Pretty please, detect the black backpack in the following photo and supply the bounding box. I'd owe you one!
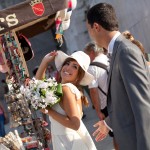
[90,62,108,96]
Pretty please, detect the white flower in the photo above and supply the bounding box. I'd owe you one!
[32,95,39,101]
[20,85,25,93]
[41,104,47,109]
[45,91,54,101]
[39,103,44,108]
[37,82,48,89]
[34,106,38,110]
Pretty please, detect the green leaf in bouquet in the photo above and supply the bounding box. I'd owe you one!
[40,89,46,97]
[55,83,63,97]
[51,86,56,91]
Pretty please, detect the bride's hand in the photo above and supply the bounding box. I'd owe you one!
[43,50,58,64]
[40,108,49,114]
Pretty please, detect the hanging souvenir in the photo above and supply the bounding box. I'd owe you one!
[55,0,77,47]
[18,34,34,61]
[0,37,9,73]
[55,17,64,47]
[0,51,8,73]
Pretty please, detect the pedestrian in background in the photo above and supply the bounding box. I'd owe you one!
[122,30,150,68]
[84,42,118,150]
[84,42,108,120]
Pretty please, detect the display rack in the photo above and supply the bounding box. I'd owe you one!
[0,31,51,150]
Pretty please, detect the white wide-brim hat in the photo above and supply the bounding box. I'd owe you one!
[55,51,94,86]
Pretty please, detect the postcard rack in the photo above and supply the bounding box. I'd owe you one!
[0,31,51,150]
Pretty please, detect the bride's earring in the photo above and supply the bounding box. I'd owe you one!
[75,78,78,83]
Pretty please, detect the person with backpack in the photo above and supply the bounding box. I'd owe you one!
[84,42,109,120]
[84,42,118,150]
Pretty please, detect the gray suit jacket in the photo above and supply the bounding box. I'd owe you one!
[106,35,150,150]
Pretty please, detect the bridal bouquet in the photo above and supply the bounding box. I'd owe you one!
[20,77,63,110]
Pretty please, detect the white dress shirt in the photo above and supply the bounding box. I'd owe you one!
[108,32,121,55]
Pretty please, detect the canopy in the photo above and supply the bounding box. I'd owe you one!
[0,0,68,37]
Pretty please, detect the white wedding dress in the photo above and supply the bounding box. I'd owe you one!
[49,83,97,150]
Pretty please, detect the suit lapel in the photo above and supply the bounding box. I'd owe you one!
[107,35,124,87]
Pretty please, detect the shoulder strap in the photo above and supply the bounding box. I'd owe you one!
[98,86,107,96]
[90,62,108,96]
[90,62,108,74]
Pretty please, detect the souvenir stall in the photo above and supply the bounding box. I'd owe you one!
[0,0,77,149]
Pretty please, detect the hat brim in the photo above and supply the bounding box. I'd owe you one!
[55,51,94,86]
[55,51,69,71]
[79,71,94,86]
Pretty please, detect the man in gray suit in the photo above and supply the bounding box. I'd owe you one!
[86,3,150,150]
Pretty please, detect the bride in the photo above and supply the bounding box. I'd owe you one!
[35,50,97,150]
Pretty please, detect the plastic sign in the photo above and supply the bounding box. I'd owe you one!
[0,13,19,32]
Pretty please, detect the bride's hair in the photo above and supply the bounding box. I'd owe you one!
[78,86,89,107]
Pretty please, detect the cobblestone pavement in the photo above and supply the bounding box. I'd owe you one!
[82,104,114,150]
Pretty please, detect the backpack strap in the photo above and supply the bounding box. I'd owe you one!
[90,61,108,96]
[90,62,108,74]
[98,86,107,96]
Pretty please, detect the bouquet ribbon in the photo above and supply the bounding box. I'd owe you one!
[55,83,63,97]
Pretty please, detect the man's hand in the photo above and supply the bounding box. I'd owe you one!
[93,120,109,142]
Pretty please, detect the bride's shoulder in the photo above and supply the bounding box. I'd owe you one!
[62,83,81,100]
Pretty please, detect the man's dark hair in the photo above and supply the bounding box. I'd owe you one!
[87,3,119,31]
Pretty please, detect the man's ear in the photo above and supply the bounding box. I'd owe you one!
[93,23,101,32]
